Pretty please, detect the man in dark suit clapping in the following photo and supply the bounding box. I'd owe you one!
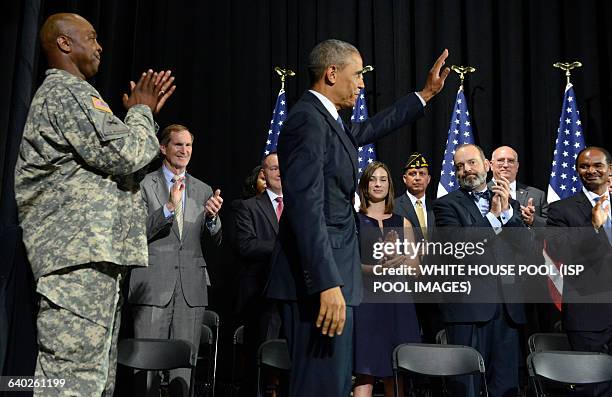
[546,146,612,397]
[266,39,450,397]
[433,143,527,397]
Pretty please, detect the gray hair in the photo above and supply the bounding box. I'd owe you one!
[308,39,359,86]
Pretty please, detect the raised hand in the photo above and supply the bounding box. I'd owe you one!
[520,197,536,226]
[166,176,185,212]
[122,69,176,114]
[205,189,223,218]
[490,176,511,217]
[592,194,610,229]
[418,49,451,102]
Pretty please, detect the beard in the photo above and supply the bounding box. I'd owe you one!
[458,171,487,191]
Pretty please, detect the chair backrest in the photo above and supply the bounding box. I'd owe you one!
[199,324,214,353]
[257,339,291,371]
[435,329,447,345]
[528,351,612,385]
[528,333,570,353]
[117,338,196,371]
[203,310,220,329]
[233,325,245,345]
[393,343,485,377]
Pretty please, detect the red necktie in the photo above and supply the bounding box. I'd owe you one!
[275,196,283,220]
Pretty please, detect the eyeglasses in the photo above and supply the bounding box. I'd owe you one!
[493,159,517,166]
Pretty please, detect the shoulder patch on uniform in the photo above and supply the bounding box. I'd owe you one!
[91,96,112,114]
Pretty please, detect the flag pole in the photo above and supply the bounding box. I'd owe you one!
[274,66,296,91]
[553,61,582,86]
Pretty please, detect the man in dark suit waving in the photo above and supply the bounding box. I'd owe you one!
[266,39,450,397]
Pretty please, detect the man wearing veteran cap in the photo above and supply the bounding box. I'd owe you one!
[394,152,435,241]
[393,153,442,345]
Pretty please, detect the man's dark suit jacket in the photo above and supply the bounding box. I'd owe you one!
[393,193,435,241]
[488,180,548,227]
[433,188,527,324]
[232,193,278,314]
[267,91,424,306]
[546,191,612,331]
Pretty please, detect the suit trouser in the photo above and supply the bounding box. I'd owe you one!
[566,327,612,397]
[35,262,124,397]
[132,279,205,397]
[445,305,520,397]
[279,300,353,397]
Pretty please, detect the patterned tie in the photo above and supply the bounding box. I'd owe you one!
[171,176,184,239]
[594,196,612,244]
[415,199,428,239]
[275,196,283,221]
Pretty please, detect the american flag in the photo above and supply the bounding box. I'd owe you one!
[544,83,586,310]
[263,88,287,157]
[352,88,376,210]
[436,86,475,198]
[352,88,376,181]
[547,83,586,203]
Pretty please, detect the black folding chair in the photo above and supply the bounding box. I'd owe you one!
[392,343,488,397]
[195,324,214,396]
[257,339,290,397]
[435,328,447,345]
[230,325,245,396]
[527,332,570,353]
[528,351,612,397]
[202,310,220,396]
[117,338,197,397]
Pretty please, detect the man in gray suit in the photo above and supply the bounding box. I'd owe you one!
[129,124,223,395]
[489,146,548,227]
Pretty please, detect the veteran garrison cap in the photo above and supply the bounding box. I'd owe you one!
[403,152,429,171]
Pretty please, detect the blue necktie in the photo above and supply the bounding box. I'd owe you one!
[594,196,612,244]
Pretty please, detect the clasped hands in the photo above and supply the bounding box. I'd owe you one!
[490,176,511,218]
[122,69,176,114]
[165,179,223,220]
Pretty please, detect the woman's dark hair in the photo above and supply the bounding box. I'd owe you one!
[358,161,395,214]
[241,165,263,199]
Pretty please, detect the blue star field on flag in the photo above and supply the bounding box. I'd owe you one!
[437,86,475,198]
[352,88,376,182]
[263,88,287,157]
[547,83,586,203]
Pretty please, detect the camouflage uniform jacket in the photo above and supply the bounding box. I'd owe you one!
[14,69,160,280]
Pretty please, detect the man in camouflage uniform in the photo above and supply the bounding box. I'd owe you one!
[14,13,175,396]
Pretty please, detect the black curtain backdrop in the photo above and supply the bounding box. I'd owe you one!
[2,0,612,391]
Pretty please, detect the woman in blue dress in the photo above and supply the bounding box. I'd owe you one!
[353,161,421,397]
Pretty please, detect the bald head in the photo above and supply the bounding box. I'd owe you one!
[40,13,102,80]
[491,145,519,182]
